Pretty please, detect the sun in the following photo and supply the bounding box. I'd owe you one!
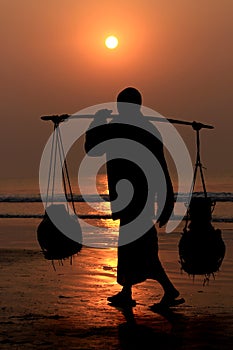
[105,35,118,49]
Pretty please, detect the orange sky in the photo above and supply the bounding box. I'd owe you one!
[0,0,232,188]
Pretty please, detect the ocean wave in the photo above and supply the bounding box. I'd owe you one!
[0,213,232,223]
[0,194,108,203]
[0,192,233,203]
[0,214,111,219]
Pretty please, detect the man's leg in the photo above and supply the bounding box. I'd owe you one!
[154,259,179,296]
[152,258,185,307]
[107,284,136,307]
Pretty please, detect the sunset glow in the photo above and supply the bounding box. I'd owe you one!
[0,1,232,181]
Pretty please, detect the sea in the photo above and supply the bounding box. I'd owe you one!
[0,176,232,248]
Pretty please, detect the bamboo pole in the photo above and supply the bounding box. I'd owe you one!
[41,114,214,130]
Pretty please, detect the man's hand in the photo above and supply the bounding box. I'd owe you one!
[94,109,112,120]
[157,212,171,228]
[156,195,174,228]
[88,109,112,129]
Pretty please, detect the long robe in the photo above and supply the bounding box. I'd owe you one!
[85,113,174,286]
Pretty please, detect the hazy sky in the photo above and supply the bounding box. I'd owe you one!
[0,0,232,189]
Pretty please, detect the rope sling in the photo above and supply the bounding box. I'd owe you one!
[178,123,225,284]
[37,117,82,268]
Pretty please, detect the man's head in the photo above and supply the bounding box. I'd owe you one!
[117,87,142,115]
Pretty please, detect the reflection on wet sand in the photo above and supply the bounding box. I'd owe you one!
[0,223,233,349]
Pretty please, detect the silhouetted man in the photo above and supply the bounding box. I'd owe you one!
[85,87,184,308]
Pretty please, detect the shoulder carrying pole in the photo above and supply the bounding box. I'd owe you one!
[40,113,214,130]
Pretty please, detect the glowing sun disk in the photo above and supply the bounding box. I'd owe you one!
[105,35,118,49]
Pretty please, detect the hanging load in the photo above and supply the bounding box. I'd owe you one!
[179,197,225,278]
[37,204,82,262]
[37,115,82,265]
[178,123,225,282]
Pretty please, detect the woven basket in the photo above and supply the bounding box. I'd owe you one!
[178,197,225,277]
[37,204,82,262]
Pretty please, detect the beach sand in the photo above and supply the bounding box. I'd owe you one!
[0,219,233,349]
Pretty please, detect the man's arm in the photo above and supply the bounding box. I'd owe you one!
[156,146,174,228]
[84,109,111,156]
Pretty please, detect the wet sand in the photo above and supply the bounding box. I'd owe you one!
[0,219,233,349]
